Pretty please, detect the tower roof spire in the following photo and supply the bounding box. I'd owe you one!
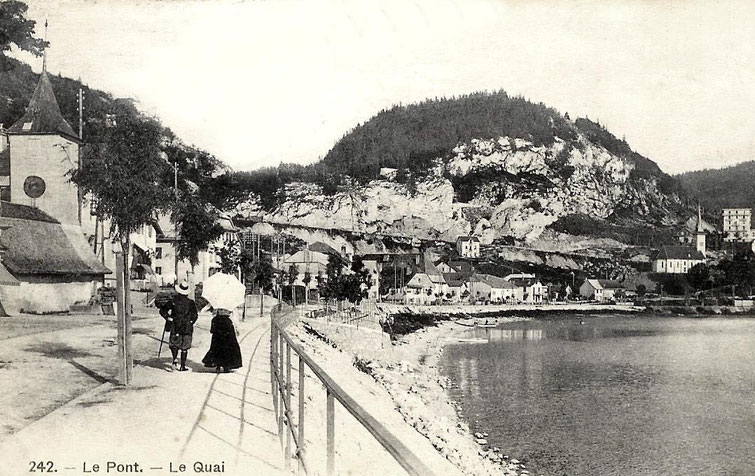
[42,18,48,72]
[697,203,704,233]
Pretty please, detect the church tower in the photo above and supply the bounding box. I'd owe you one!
[696,205,706,256]
[5,55,81,225]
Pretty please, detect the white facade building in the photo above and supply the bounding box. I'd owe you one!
[722,208,752,242]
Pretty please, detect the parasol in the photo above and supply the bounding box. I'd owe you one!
[201,272,246,311]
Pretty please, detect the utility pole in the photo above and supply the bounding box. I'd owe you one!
[77,86,84,226]
[173,162,179,282]
[115,252,132,385]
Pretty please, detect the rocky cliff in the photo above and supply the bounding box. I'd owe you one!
[234,131,684,245]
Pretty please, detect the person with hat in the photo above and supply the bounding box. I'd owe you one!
[160,281,198,372]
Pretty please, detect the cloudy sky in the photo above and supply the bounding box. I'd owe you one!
[14,0,755,174]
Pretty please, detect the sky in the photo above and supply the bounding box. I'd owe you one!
[13,0,755,174]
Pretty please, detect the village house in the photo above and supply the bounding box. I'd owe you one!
[469,273,517,303]
[579,279,625,302]
[435,259,474,274]
[405,273,438,305]
[152,212,238,286]
[442,272,470,302]
[403,253,446,304]
[456,236,480,259]
[505,274,548,303]
[279,241,344,300]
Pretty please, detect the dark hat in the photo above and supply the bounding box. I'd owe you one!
[175,281,190,296]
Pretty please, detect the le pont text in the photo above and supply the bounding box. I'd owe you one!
[82,461,225,473]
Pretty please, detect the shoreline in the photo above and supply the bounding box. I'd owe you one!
[378,302,645,319]
[303,317,528,475]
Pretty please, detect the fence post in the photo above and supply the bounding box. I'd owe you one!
[271,323,278,422]
[326,389,335,476]
[298,356,305,475]
[279,332,285,443]
[285,342,292,469]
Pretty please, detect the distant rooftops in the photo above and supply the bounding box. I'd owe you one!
[456,236,480,243]
[585,279,625,290]
[652,245,705,261]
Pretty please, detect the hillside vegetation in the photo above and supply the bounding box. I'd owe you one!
[211,91,681,212]
[0,57,225,206]
[676,161,755,212]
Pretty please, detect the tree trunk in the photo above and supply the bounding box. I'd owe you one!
[121,235,133,384]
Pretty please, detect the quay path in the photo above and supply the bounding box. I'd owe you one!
[0,313,286,476]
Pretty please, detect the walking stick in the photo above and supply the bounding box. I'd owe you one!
[158,326,167,358]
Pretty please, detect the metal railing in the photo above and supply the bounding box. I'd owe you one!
[270,304,435,476]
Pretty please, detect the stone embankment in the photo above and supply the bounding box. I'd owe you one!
[296,318,530,475]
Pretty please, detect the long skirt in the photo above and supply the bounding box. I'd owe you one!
[202,317,242,370]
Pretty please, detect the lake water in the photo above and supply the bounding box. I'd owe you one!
[439,316,755,476]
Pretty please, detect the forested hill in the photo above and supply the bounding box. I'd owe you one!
[676,161,755,212]
[0,57,226,202]
[213,90,681,212]
[323,91,666,182]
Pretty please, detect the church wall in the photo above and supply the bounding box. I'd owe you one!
[0,275,97,314]
[8,135,80,225]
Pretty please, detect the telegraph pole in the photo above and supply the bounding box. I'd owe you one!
[173,162,179,281]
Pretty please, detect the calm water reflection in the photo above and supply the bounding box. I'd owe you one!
[440,316,755,476]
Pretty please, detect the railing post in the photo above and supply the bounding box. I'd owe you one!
[326,389,335,476]
[298,356,305,476]
[279,332,285,443]
[285,342,292,469]
[270,322,278,421]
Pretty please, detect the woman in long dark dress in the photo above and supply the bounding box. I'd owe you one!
[202,308,243,372]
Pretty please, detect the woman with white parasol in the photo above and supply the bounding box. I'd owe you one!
[199,273,245,373]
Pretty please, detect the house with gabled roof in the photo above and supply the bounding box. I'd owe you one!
[442,272,471,302]
[469,273,517,303]
[579,279,625,302]
[505,274,547,303]
[456,236,480,258]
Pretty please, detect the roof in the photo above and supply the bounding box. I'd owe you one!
[0,262,19,286]
[7,71,80,142]
[443,272,470,287]
[0,203,110,276]
[504,273,536,281]
[448,260,473,273]
[309,241,341,256]
[472,273,517,289]
[283,249,330,267]
[652,245,705,261]
[584,279,624,290]
[456,236,480,243]
[419,253,442,277]
[406,273,435,289]
[597,279,624,289]
[1,200,58,223]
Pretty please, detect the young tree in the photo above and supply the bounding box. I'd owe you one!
[172,198,224,268]
[217,240,241,275]
[0,1,48,67]
[70,110,172,327]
